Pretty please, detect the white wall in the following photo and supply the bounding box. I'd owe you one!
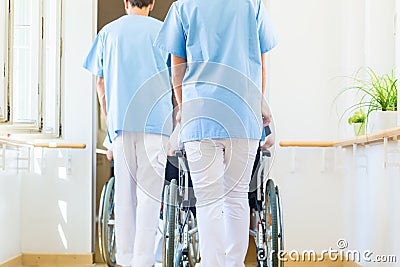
[1,0,95,260]
[268,1,353,251]
[343,144,400,267]
[268,0,349,141]
[0,3,16,263]
[270,148,347,251]
[269,0,397,141]
[0,151,21,263]
[364,0,396,72]
[0,0,95,259]
[268,0,398,263]
[19,0,95,255]
[273,144,400,266]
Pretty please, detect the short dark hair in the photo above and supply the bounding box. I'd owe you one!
[128,0,153,8]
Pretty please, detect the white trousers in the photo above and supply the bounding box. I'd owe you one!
[184,139,258,267]
[113,133,167,267]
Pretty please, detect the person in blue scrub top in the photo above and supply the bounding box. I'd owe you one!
[83,1,173,266]
[154,0,277,266]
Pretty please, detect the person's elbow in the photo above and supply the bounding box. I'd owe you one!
[261,53,267,71]
[172,67,186,87]
[172,70,185,87]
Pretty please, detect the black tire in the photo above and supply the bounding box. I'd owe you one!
[162,184,170,267]
[276,186,284,267]
[266,179,279,267]
[99,177,116,267]
[165,179,178,267]
[98,182,106,260]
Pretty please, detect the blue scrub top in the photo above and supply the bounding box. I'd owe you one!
[83,15,173,140]
[154,0,277,142]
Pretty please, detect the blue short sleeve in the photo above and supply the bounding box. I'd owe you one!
[257,0,278,54]
[154,3,186,59]
[83,32,104,77]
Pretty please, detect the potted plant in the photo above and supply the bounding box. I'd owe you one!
[337,67,398,134]
[348,109,366,136]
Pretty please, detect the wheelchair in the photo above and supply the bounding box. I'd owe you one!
[162,146,284,267]
[162,151,200,267]
[98,142,284,267]
[98,176,116,266]
[97,152,200,267]
[249,148,284,267]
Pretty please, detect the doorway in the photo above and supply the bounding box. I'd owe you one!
[97,0,174,30]
[94,0,174,264]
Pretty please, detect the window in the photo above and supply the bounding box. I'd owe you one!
[0,0,62,136]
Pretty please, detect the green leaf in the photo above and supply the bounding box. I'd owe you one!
[335,67,398,126]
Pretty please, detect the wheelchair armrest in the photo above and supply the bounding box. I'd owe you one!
[260,148,271,157]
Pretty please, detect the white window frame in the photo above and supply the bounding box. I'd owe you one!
[0,1,8,122]
[0,0,62,137]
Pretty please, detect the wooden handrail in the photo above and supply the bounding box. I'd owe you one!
[334,127,400,147]
[33,143,86,149]
[0,136,86,149]
[0,136,30,147]
[279,141,336,147]
[279,127,400,148]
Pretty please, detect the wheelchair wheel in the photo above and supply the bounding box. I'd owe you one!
[276,186,284,262]
[162,184,169,267]
[187,211,200,267]
[163,179,178,267]
[265,179,283,267]
[98,177,116,267]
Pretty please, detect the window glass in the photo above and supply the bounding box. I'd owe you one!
[12,0,39,124]
[42,0,61,134]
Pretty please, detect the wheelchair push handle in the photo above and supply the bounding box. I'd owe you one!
[175,150,184,158]
[260,148,271,158]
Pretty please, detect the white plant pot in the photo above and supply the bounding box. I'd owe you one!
[367,110,398,134]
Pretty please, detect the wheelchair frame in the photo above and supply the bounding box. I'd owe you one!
[249,148,284,267]
[163,150,200,267]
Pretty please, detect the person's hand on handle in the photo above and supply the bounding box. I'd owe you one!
[106,150,114,161]
[261,134,274,149]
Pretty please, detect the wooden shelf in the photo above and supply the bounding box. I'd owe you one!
[279,127,400,148]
